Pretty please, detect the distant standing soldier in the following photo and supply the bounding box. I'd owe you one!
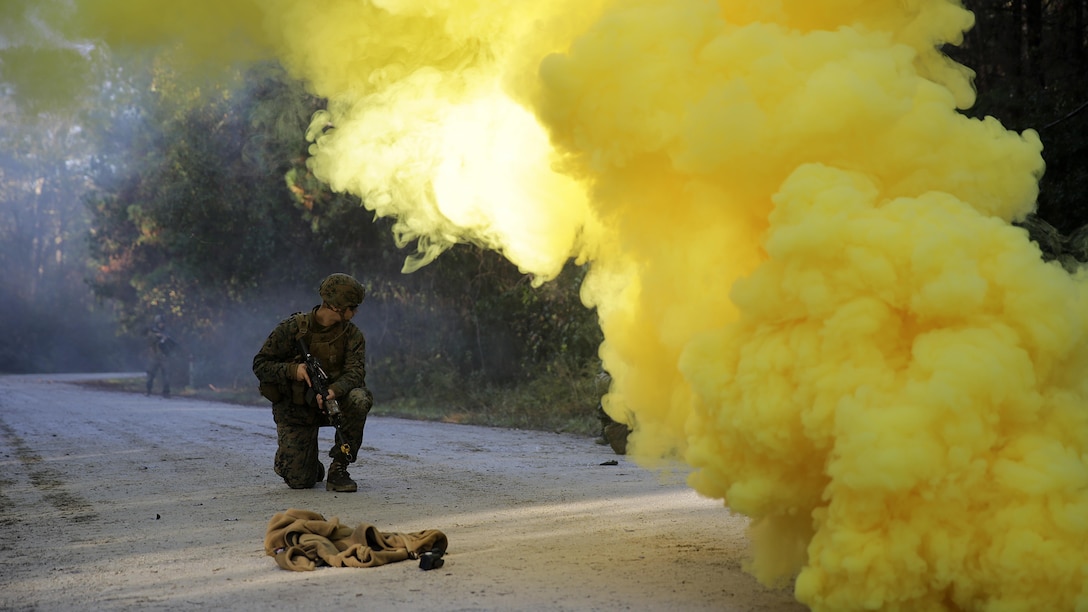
[145,315,175,397]
[252,273,374,492]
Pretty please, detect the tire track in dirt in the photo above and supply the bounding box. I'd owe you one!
[0,414,97,524]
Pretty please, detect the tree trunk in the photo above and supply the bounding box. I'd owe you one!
[1024,0,1044,88]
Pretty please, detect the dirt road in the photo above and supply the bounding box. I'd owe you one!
[0,373,804,611]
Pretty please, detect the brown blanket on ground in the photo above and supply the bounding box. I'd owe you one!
[264,508,448,571]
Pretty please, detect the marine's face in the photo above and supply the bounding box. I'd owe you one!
[334,303,358,323]
[345,304,358,320]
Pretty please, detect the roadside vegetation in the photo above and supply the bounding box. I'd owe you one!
[78,358,603,436]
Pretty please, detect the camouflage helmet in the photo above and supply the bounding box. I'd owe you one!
[319,273,365,310]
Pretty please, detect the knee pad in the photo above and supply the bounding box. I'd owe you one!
[345,387,374,412]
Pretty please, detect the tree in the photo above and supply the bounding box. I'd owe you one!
[81,57,602,396]
[85,60,344,385]
[952,1,1088,233]
[0,63,138,372]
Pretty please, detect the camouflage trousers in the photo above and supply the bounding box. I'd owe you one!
[146,356,170,396]
[272,387,373,489]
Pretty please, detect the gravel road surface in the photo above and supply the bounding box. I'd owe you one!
[0,373,804,611]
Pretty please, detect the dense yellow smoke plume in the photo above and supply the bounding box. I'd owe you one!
[262,0,610,277]
[38,0,1088,609]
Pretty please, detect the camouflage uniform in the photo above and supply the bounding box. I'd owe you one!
[252,274,374,490]
[145,316,172,397]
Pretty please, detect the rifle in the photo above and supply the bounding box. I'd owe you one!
[157,333,178,356]
[298,339,354,462]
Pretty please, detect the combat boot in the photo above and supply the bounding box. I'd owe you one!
[326,460,357,492]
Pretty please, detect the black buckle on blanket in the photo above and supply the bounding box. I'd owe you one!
[419,548,445,570]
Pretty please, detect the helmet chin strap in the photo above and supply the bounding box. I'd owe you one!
[331,307,347,321]
[315,302,346,326]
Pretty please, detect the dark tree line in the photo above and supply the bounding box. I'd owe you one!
[0,46,140,373]
[954,0,1088,234]
[79,60,601,399]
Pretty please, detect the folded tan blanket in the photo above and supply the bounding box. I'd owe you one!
[264,508,448,571]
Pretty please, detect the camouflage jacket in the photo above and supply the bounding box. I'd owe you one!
[252,306,369,400]
[147,327,174,357]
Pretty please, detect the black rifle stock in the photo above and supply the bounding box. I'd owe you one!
[298,339,354,462]
[160,335,177,355]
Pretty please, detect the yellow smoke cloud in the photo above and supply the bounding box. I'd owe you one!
[265,0,609,277]
[531,5,1086,610]
[36,0,1088,609]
